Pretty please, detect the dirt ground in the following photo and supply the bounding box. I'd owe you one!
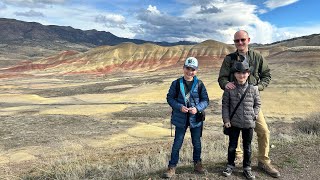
[140,122,320,180]
[0,57,320,179]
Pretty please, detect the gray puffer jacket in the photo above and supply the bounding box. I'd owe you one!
[222,82,261,129]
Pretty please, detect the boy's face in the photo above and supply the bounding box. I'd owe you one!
[234,71,250,83]
[183,67,197,80]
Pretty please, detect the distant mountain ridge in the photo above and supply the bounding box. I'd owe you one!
[0,18,196,47]
[1,17,319,49]
[269,33,320,47]
[0,18,196,68]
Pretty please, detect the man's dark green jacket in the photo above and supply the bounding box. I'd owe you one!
[218,49,271,91]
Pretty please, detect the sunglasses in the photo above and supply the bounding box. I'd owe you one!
[233,38,247,43]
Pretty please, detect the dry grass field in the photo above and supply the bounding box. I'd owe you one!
[0,51,320,179]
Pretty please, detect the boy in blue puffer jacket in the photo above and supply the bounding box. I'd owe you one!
[163,57,209,178]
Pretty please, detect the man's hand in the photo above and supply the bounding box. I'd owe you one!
[224,122,231,128]
[188,107,197,115]
[181,106,189,113]
[225,82,236,90]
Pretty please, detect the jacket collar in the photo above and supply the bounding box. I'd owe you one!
[234,49,254,66]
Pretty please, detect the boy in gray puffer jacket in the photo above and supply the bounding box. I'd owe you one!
[222,62,261,180]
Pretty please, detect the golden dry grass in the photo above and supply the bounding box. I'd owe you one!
[0,94,56,104]
[0,55,319,179]
[262,88,320,119]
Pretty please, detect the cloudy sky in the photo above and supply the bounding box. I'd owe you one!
[0,0,319,44]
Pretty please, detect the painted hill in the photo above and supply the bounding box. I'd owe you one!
[3,41,235,75]
[252,34,320,58]
[4,32,320,76]
[267,46,320,60]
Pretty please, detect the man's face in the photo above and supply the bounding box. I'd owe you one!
[234,31,250,52]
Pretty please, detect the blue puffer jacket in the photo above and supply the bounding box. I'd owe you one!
[167,76,209,128]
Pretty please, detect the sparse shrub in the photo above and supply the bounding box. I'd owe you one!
[294,113,320,135]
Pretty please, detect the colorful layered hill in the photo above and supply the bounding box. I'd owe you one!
[3,40,235,76]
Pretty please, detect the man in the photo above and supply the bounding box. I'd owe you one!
[218,30,280,178]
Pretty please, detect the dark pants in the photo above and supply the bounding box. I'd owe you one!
[228,126,253,168]
[168,125,202,167]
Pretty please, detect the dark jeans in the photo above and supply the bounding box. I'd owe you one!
[168,125,202,167]
[228,126,253,168]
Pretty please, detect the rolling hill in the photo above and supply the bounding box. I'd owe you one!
[3,40,235,75]
[270,33,320,47]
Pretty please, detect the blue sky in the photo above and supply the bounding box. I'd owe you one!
[0,0,319,44]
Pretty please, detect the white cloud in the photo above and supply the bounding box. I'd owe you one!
[244,20,274,44]
[271,25,320,42]
[0,0,317,44]
[15,10,45,17]
[264,0,299,9]
[0,2,135,39]
[134,1,319,44]
[197,5,221,14]
[1,0,66,7]
[135,5,194,42]
[258,9,267,14]
[147,5,160,14]
[134,1,278,44]
[95,14,126,29]
[0,2,6,9]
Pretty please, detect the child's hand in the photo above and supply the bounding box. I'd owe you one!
[181,106,189,113]
[224,122,231,128]
[188,107,197,114]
